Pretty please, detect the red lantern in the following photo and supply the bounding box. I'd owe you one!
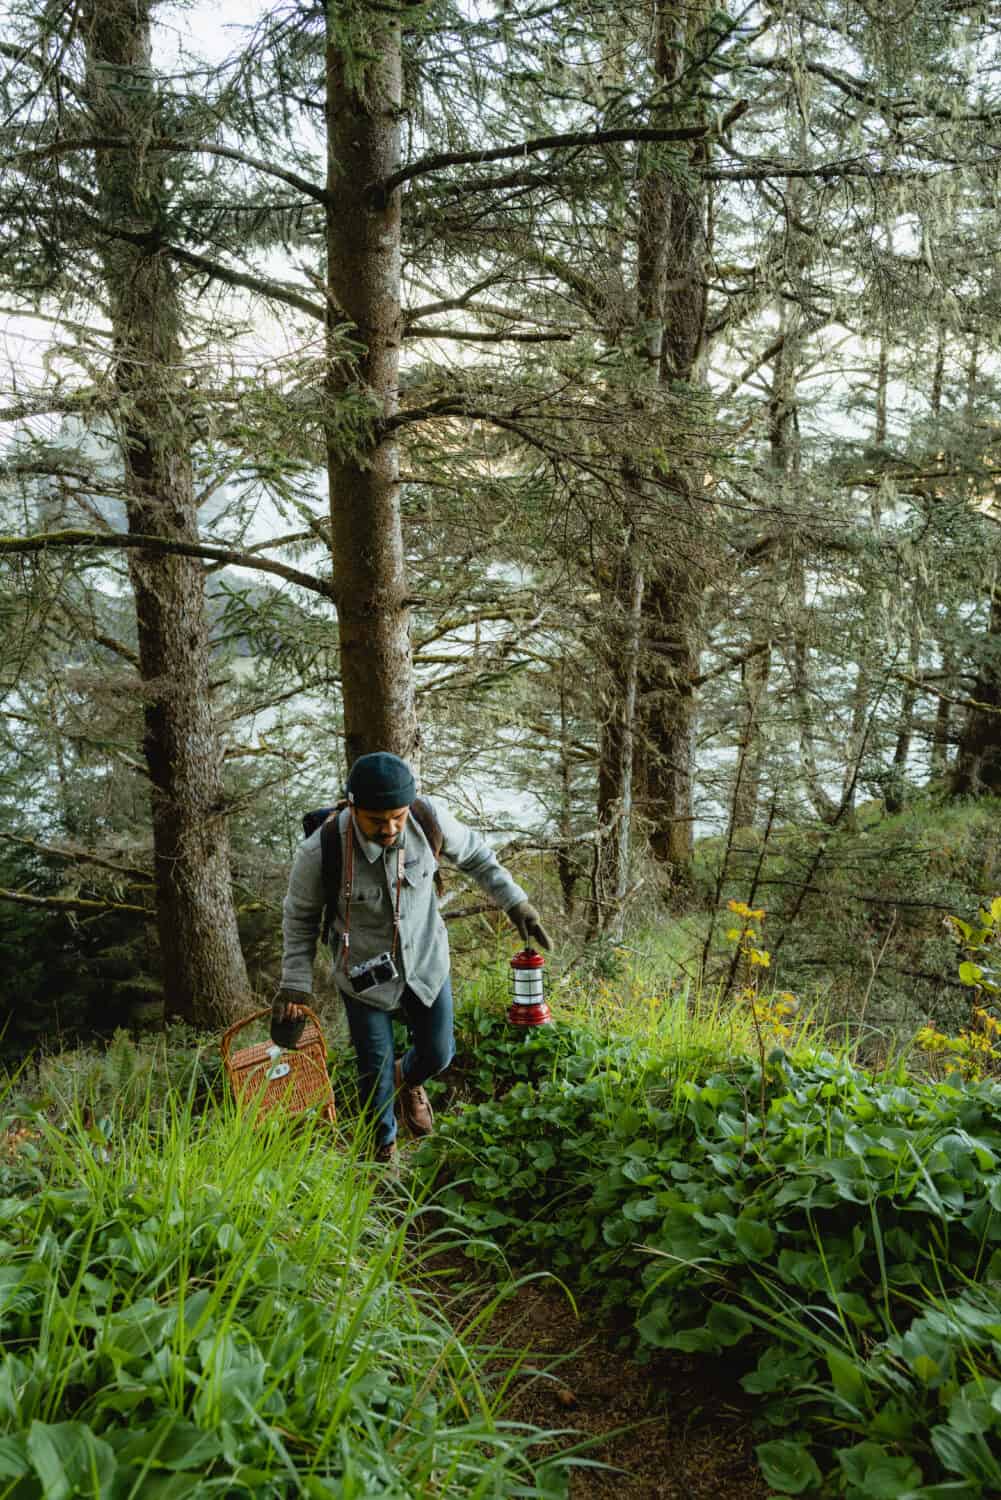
[508,947,552,1027]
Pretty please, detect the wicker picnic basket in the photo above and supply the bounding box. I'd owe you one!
[220,1006,336,1124]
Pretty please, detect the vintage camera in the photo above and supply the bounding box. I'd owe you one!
[348,951,399,993]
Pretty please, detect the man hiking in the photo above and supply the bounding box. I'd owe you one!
[274,752,551,1163]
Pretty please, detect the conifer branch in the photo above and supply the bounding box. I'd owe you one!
[705,159,939,184]
[93,634,140,667]
[150,244,327,323]
[72,216,329,322]
[8,136,329,204]
[378,106,749,197]
[0,530,333,597]
[0,832,149,883]
[405,326,574,343]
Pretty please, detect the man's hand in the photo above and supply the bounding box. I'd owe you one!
[270,989,308,1049]
[507,900,552,951]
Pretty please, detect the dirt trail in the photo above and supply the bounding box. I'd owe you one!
[427,1255,770,1500]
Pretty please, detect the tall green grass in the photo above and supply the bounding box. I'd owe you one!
[0,1056,572,1499]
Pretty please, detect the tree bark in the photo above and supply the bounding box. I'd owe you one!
[952,576,1001,798]
[887,599,922,811]
[590,555,645,936]
[325,6,418,767]
[732,643,771,829]
[556,666,580,916]
[82,0,249,1026]
[612,565,645,937]
[929,642,954,779]
[632,0,710,892]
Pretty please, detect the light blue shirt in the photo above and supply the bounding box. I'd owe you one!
[281,796,528,1010]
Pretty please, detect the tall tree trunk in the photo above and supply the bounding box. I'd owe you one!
[952,576,1001,797]
[556,666,579,917]
[732,644,771,829]
[767,298,839,824]
[788,564,840,824]
[632,0,709,895]
[951,338,1000,798]
[930,647,953,778]
[842,327,890,810]
[887,599,922,811]
[82,0,249,1026]
[325,5,417,766]
[612,565,645,937]
[590,555,644,936]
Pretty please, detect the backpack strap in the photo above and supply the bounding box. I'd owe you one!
[410,796,444,894]
[319,801,348,945]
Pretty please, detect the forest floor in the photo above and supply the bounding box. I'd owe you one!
[425,1250,769,1500]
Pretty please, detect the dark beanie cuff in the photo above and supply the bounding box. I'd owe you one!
[346,752,417,811]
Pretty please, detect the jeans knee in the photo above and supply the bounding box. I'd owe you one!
[436,1038,456,1074]
[417,1034,453,1077]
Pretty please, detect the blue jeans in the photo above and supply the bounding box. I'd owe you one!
[341,977,455,1148]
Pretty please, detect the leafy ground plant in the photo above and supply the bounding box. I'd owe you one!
[0,1062,571,1499]
[419,999,1001,1495]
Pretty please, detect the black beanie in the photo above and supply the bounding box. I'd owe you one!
[345,752,417,811]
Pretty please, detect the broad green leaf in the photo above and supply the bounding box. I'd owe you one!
[931,1422,1001,1484]
[128,1475,203,1499]
[26,1422,115,1500]
[116,1417,223,1473]
[756,1439,823,1494]
[777,1249,825,1290]
[0,1436,29,1479]
[959,961,983,987]
[635,1299,675,1347]
[705,1301,753,1345]
[833,1291,878,1327]
[742,1351,816,1396]
[838,1440,923,1497]
[827,1349,865,1402]
[622,1196,660,1222]
[734,1216,774,1258]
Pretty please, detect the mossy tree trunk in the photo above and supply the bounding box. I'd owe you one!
[82,0,250,1026]
[324,4,418,768]
[632,0,710,897]
[952,577,1001,798]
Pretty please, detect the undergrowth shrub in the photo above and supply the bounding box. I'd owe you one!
[27,1026,225,1123]
[0,1076,570,1499]
[701,798,1001,1060]
[420,1011,1001,1496]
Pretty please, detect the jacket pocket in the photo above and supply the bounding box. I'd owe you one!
[348,887,383,909]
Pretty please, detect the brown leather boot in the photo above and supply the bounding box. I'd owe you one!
[394,1059,433,1136]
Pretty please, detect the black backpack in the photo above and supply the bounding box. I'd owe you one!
[302,799,445,944]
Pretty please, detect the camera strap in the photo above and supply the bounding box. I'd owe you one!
[340,818,405,972]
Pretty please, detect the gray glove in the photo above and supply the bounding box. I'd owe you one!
[270,989,308,1049]
[507,900,552,952]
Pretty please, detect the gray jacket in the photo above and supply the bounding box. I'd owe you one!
[281,796,528,1010]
